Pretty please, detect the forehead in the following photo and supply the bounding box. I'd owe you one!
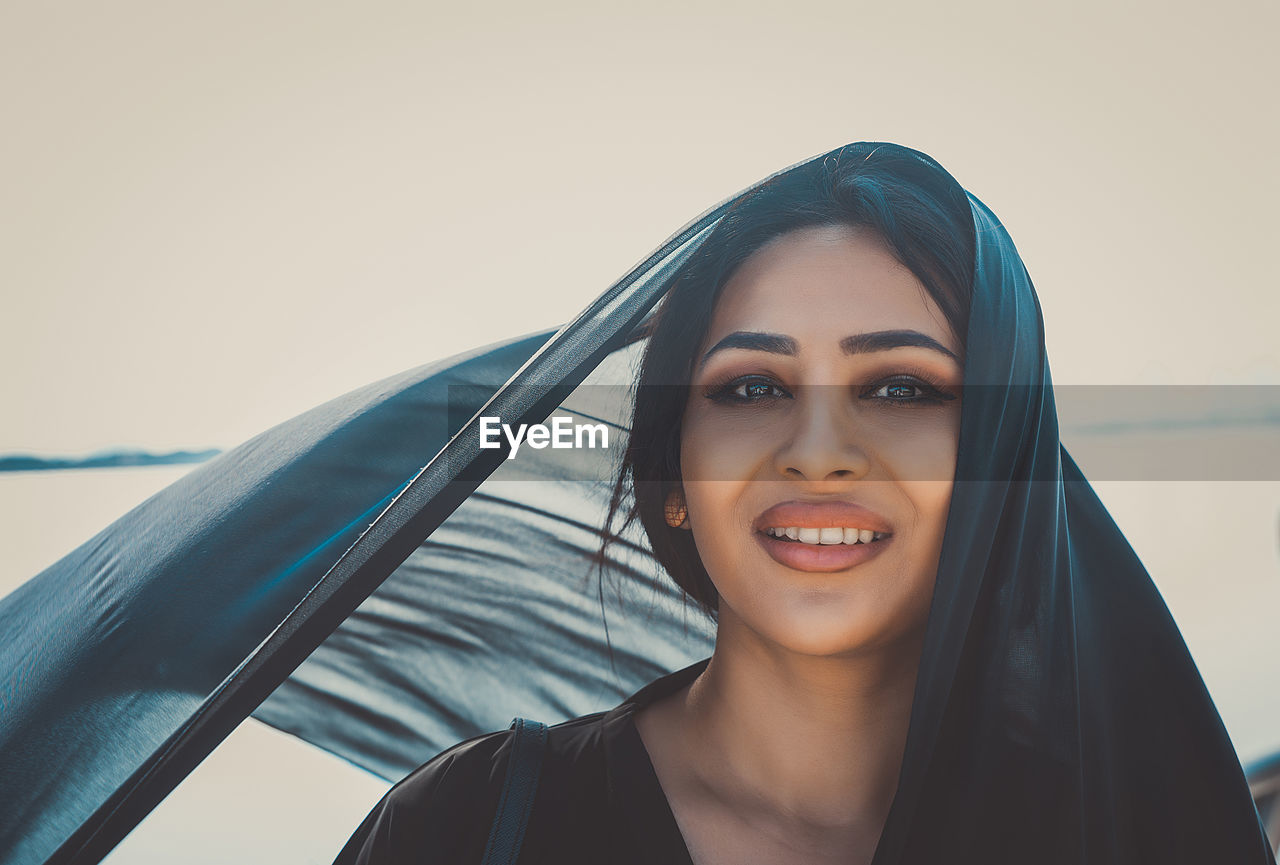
[704,224,957,353]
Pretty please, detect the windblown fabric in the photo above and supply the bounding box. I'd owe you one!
[0,330,551,863]
[0,186,725,864]
[253,339,716,783]
[0,142,1273,864]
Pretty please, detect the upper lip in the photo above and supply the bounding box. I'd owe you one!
[754,500,893,534]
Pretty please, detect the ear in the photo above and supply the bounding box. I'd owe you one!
[664,488,691,530]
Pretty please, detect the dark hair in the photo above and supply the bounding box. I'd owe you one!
[592,142,977,625]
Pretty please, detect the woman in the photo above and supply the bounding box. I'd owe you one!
[332,143,1276,864]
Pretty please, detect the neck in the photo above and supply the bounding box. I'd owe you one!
[682,610,924,833]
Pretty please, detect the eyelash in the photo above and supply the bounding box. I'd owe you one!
[703,366,958,408]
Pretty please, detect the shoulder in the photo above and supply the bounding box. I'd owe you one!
[332,711,615,865]
[330,726,513,865]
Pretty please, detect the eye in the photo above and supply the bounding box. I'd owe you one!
[861,375,957,407]
[704,375,792,405]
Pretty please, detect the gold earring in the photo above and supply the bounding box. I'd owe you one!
[664,491,687,528]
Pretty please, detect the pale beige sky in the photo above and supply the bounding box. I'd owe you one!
[2,0,1276,456]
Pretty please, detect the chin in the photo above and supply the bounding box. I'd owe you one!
[751,599,909,658]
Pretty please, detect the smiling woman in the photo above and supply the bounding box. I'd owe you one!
[331,143,1277,865]
[634,227,968,864]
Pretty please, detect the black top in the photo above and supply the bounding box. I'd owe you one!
[332,657,711,865]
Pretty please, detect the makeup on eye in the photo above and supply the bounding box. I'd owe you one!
[702,367,960,407]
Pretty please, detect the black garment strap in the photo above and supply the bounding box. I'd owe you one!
[479,717,548,865]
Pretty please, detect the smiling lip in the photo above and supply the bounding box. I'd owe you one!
[753,500,894,574]
[754,500,893,534]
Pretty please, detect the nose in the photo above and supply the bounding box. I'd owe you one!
[773,386,872,482]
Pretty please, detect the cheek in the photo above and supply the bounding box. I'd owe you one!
[873,411,961,484]
[681,482,741,555]
[678,419,764,595]
[678,401,777,483]
[896,478,955,600]
[891,422,958,581]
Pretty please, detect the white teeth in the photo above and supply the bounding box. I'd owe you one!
[766,527,889,546]
[818,527,843,544]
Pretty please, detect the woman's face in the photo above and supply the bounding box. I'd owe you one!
[679,224,964,658]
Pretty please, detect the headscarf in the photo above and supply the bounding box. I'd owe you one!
[0,143,1272,864]
[874,172,1274,863]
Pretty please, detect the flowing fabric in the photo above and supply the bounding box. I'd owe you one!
[0,143,1273,864]
[0,180,728,864]
[0,330,554,863]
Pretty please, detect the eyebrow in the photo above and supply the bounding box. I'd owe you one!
[698,329,960,369]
